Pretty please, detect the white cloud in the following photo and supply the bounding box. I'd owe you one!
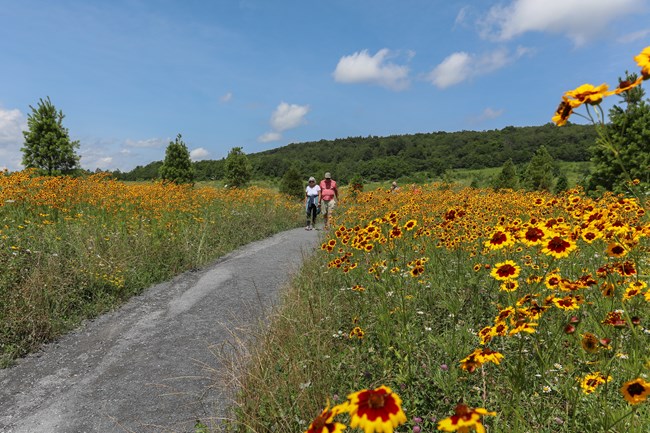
[220,92,233,102]
[0,107,26,171]
[270,102,310,132]
[480,0,643,45]
[333,48,410,90]
[124,137,167,148]
[427,47,528,89]
[258,131,282,143]
[190,147,209,160]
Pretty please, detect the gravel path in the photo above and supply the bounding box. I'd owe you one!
[0,227,321,433]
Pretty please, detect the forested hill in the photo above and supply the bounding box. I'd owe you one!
[118,123,596,183]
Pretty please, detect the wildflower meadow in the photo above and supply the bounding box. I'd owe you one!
[229,46,650,433]
[0,170,302,366]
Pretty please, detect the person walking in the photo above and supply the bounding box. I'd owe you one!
[305,176,321,230]
[319,172,338,230]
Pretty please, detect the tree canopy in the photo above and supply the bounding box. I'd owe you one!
[21,97,80,175]
[159,134,195,184]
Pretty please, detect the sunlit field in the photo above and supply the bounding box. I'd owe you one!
[231,183,648,433]
[0,170,302,366]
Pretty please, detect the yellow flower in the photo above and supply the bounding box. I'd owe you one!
[346,386,407,433]
[634,45,650,79]
[621,378,650,404]
[304,403,348,433]
[438,404,496,433]
[579,372,612,394]
[564,83,610,106]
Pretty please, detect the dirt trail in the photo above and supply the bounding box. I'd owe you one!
[0,227,321,433]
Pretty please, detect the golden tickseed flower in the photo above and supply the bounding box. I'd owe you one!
[437,403,496,433]
[552,295,582,311]
[349,326,365,339]
[542,235,577,259]
[606,242,627,258]
[499,279,519,292]
[581,333,600,354]
[404,219,417,231]
[346,385,407,433]
[484,227,515,250]
[564,83,610,106]
[552,98,575,126]
[634,45,650,79]
[621,378,650,404]
[304,403,348,433]
[579,372,612,395]
[460,348,504,372]
[490,260,521,281]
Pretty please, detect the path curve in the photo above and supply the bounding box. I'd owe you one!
[0,227,321,433]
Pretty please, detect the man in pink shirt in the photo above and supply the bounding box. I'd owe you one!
[319,172,339,230]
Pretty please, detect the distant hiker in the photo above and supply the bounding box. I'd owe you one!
[305,176,321,230]
[319,172,338,230]
[390,181,400,193]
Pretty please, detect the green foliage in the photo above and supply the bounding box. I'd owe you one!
[554,172,569,193]
[279,166,305,199]
[492,158,519,190]
[522,145,555,191]
[349,173,364,198]
[21,96,80,175]
[588,73,650,193]
[117,124,597,183]
[159,134,195,184]
[225,147,252,188]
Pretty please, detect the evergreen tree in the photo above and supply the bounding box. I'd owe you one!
[492,158,519,190]
[159,134,195,184]
[523,145,555,191]
[21,97,80,175]
[225,147,252,188]
[279,166,305,199]
[589,72,650,193]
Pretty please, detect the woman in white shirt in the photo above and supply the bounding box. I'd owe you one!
[305,176,321,230]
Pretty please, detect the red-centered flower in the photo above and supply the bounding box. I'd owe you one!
[564,83,610,106]
[621,378,650,404]
[606,242,627,258]
[521,225,546,246]
[484,227,514,250]
[346,385,407,433]
[553,295,582,311]
[602,311,627,328]
[542,235,576,259]
[438,403,496,433]
[490,260,521,281]
[305,403,348,433]
[552,98,575,126]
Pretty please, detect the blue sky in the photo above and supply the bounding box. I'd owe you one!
[1,0,649,172]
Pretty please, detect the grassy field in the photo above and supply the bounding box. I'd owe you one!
[226,182,649,433]
[0,170,303,367]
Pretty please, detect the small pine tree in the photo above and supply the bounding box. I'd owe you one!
[21,96,80,175]
[523,145,555,191]
[589,72,650,192]
[159,134,195,184]
[225,147,252,188]
[279,166,305,199]
[492,158,519,190]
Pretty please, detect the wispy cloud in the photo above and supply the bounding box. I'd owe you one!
[124,138,167,148]
[333,48,410,90]
[427,47,528,89]
[258,102,310,142]
[468,107,505,125]
[220,92,233,103]
[479,0,644,46]
[618,28,650,43]
[190,147,209,160]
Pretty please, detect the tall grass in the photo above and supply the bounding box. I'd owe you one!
[227,183,648,433]
[0,170,302,366]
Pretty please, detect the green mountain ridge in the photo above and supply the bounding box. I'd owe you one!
[115,123,596,183]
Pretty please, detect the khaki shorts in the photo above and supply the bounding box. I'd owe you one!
[321,199,336,216]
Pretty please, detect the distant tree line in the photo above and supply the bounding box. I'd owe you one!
[113,123,597,184]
